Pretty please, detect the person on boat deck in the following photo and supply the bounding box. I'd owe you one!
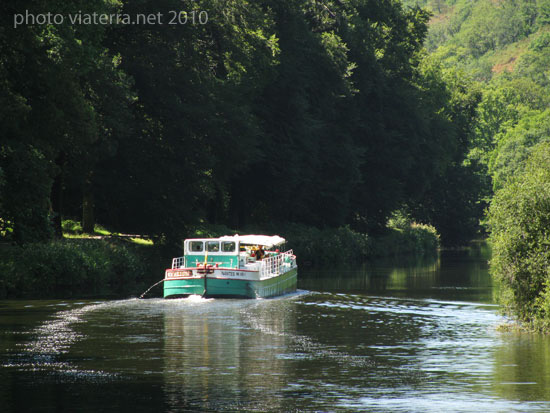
[256,245,265,260]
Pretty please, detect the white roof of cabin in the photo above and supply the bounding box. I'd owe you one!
[219,234,286,247]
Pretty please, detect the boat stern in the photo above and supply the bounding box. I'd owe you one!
[163,269,205,298]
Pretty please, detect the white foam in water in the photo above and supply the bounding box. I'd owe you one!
[24,302,105,355]
[12,300,133,378]
[185,294,210,302]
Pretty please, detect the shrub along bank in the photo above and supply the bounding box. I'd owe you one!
[279,223,438,266]
[198,219,439,267]
[0,239,166,299]
[487,142,550,331]
[0,221,439,299]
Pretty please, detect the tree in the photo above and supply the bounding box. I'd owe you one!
[0,0,132,242]
[95,0,280,240]
[489,109,550,191]
[407,60,484,245]
[487,141,550,330]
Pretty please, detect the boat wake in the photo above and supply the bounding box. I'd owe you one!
[4,300,139,380]
[239,291,373,368]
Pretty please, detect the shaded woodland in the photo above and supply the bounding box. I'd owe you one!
[1,0,488,247]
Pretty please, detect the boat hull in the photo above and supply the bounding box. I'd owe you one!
[163,267,297,299]
[163,278,206,298]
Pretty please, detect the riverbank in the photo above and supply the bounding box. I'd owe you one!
[0,221,439,299]
[0,238,167,299]
[276,223,439,266]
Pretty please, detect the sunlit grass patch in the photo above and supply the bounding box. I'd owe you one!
[94,224,113,236]
[63,233,93,239]
[129,237,153,246]
[62,220,119,237]
[61,220,152,245]
[62,219,83,234]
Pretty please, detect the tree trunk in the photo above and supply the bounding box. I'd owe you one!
[82,171,95,234]
[50,153,65,238]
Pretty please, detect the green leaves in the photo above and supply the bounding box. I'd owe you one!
[0,0,482,247]
[488,142,550,329]
[489,109,550,191]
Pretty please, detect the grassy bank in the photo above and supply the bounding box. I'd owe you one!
[0,238,167,299]
[0,219,439,300]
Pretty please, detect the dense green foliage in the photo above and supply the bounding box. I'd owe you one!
[417,0,549,74]
[280,221,438,266]
[189,218,439,267]
[377,211,440,256]
[398,0,550,328]
[9,0,550,310]
[0,0,478,248]
[487,143,550,330]
[0,239,151,298]
[0,220,437,298]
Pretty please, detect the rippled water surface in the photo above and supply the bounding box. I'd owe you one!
[3,244,550,412]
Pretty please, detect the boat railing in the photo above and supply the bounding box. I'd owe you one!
[172,257,185,269]
[172,256,237,269]
[260,249,295,279]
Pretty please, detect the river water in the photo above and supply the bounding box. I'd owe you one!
[2,244,550,412]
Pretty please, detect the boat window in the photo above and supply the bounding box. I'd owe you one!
[222,241,236,252]
[190,241,204,252]
[207,241,220,252]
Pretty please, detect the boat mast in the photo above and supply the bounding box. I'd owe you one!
[202,247,208,297]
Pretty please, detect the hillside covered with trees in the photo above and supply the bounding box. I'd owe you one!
[410,0,550,330]
[408,0,550,195]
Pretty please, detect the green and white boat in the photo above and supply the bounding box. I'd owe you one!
[163,234,297,298]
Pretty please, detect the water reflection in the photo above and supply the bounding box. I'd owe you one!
[300,246,493,303]
[162,296,298,411]
[493,334,550,401]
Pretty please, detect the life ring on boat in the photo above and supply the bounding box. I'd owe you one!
[196,263,215,274]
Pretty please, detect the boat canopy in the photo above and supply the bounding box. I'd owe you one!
[219,234,286,248]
